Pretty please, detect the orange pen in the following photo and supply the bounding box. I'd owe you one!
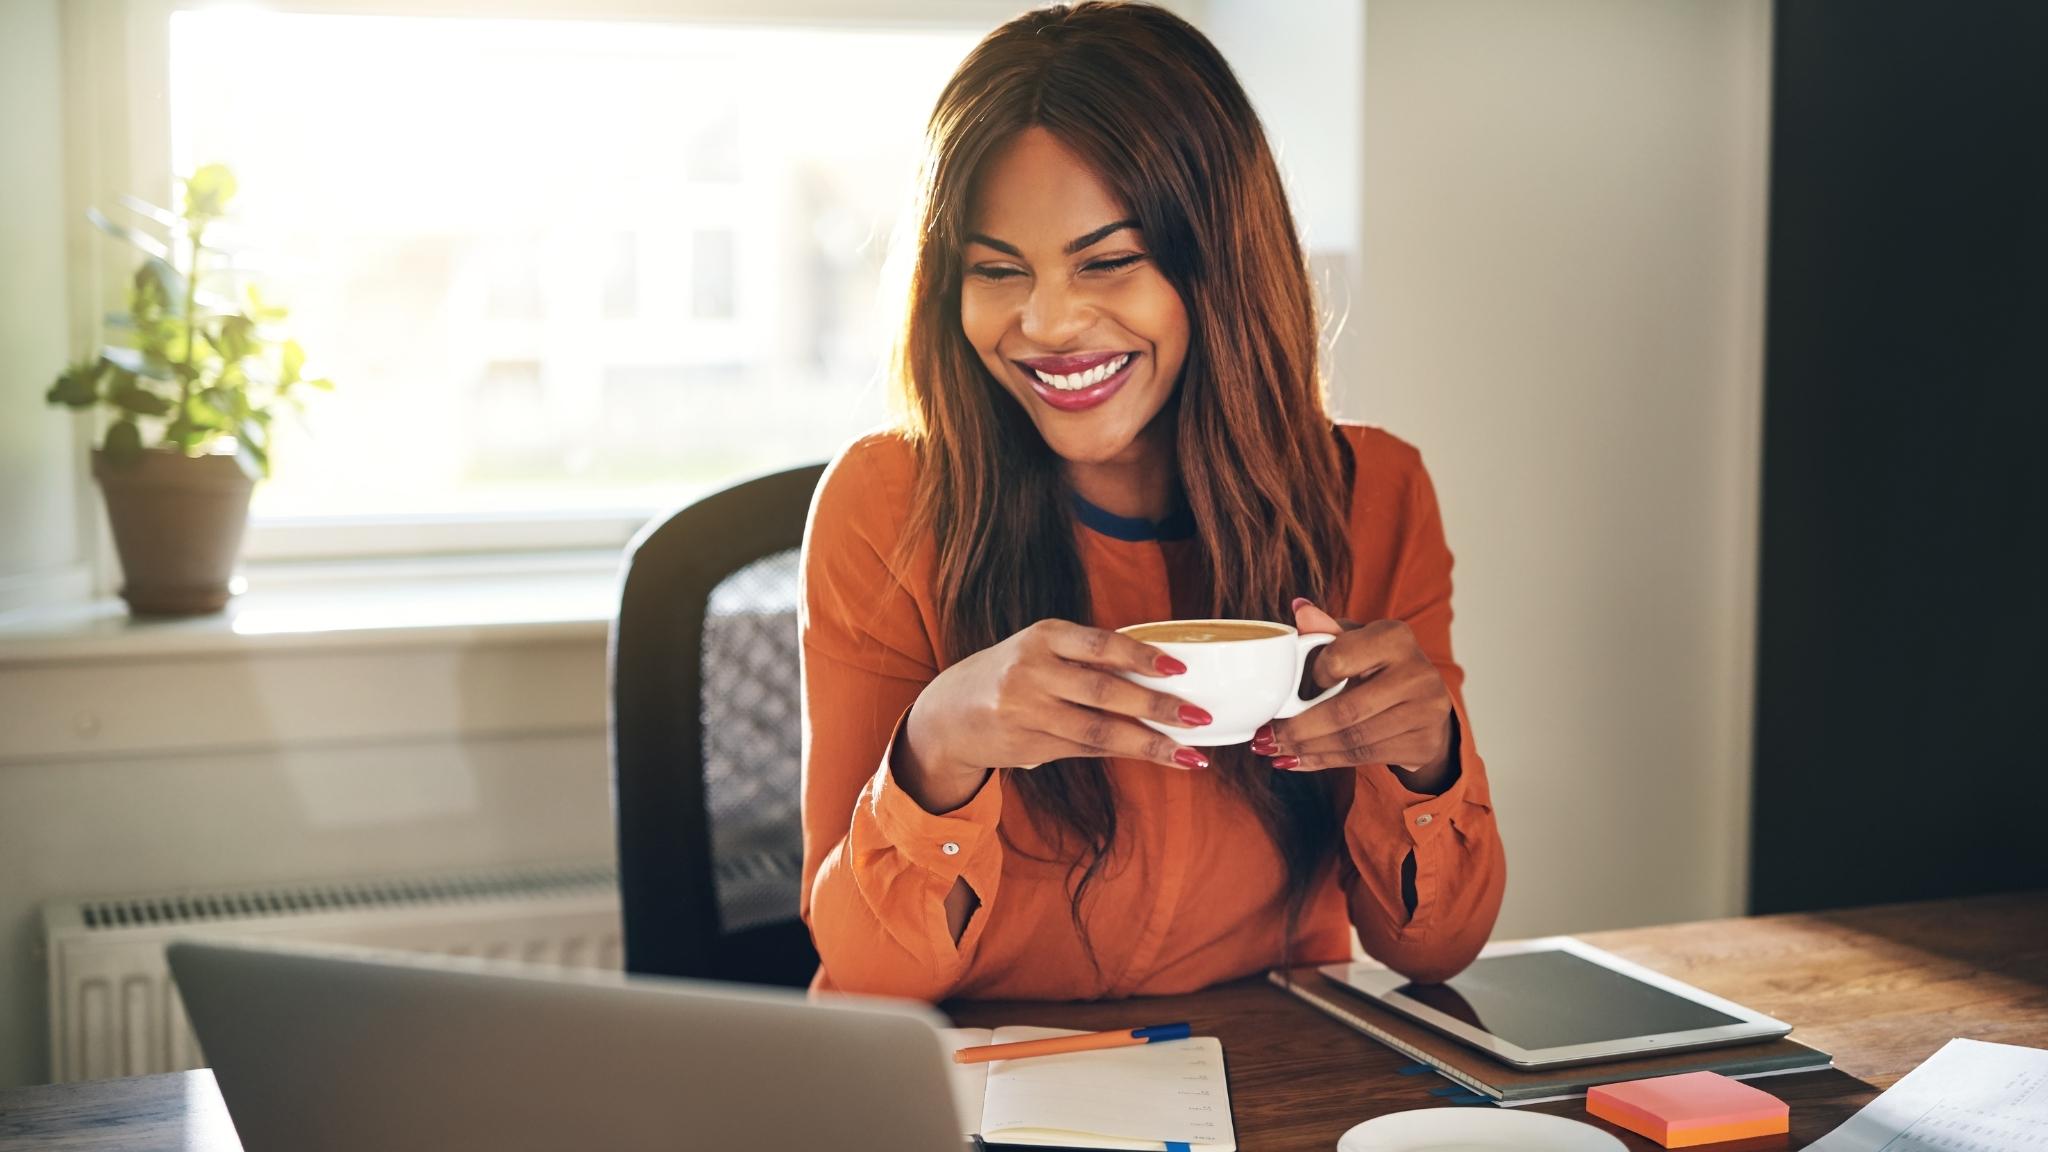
[952,1022,1193,1064]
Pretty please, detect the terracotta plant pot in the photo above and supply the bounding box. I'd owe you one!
[91,447,256,616]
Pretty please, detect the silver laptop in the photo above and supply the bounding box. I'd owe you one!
[165,937,967,1152]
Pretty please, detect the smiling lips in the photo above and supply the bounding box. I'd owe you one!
[1015,351,1140,412]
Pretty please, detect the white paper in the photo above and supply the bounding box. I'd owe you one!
[941,1028,994,1136]
[1807,1038,2048,1151]
[938,1025,1235,1149]
[978,1027,1233,1149]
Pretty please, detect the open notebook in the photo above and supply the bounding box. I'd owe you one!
[940,1027,1236,1151]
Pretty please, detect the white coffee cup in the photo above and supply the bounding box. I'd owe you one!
[1115,619,1346,746]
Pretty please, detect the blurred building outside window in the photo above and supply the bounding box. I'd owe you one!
[165,12,978,559]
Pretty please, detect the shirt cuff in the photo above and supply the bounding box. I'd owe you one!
[1349,695,1488,846]
[866,707,1004,880]
[1355,756,1477,844]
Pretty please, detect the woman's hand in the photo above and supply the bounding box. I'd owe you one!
[1251,598,1458,791]
[895,620,1216,814]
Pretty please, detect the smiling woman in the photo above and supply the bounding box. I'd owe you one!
[798,0,1505,1003]
[961,138,1190,486]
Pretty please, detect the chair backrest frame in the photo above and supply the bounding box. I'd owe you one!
[609,462,826,982]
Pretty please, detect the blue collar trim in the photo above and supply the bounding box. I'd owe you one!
[1069,490,1197,542]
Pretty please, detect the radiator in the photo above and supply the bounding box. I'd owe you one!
[41,862,623,1084]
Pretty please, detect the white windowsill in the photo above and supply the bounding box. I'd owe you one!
[0,551,624,666]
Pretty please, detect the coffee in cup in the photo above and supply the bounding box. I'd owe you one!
[1116,618,1345,746]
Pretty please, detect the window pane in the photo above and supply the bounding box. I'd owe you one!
[692,229,737,321]
[167,13,973,520]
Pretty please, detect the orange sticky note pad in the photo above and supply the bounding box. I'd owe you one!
[1586,1070,1790,1148]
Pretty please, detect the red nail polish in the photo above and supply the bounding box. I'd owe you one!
[1178,704,1214,726]
[1173,748,1209,770]
[1250,740,1278,756]
[1155,654,1188,675]
[1253,723,1275,744]
[1270,754,1300,770]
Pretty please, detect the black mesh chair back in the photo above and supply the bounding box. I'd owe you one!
[610,462,826,987]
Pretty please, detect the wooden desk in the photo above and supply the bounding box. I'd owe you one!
[3,892,2042,1151]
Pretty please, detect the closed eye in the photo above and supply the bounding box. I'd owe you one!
[966,254,1147,281]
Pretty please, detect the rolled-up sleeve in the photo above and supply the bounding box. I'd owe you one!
[798,439,1005,999]
[1339,449,1507,985]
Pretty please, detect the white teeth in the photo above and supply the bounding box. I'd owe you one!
[1031,353,1130,391]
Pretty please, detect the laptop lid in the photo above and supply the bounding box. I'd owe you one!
[165,937,965,1152]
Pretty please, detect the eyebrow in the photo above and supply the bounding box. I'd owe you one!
[965,218,1142,258]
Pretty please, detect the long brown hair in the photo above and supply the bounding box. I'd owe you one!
[887,0,1354,970]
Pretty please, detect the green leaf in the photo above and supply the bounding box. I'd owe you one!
[234,425,269,480]
[183,164,238,222]
[87,207,171,262]
[215,314,258,362]
[280,339,305,385]
[45,359,104,408]
[108,375,173,417]
[304,377,336,392]
[161,416,218,454]
[100,345,176,382]
[136,317,185,362]
[103,419,144,467]
[134,257,188,316]
[198,385,249,422]
[184,394,233,430]
[244,283,289,323]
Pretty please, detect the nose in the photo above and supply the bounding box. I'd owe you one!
[1019,275,1092,347]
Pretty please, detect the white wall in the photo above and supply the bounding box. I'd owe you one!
[0,636,616,1091]
[0,0,88,614]
[1353,0,1773,935]
[1202,0,1370,410]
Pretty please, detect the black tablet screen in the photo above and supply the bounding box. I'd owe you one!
[1392,950,1744,1049]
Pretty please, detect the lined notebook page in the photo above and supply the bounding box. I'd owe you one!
[969,1026,1235,1150]
[943,1029,994,1135]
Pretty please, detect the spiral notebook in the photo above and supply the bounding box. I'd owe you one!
[941,1026,1236,1151]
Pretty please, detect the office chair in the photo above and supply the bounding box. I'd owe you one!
[610,462,827,987]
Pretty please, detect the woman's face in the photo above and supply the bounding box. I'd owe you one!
[959,126,1190,468]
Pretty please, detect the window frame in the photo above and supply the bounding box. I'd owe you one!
[65,0,1128,577]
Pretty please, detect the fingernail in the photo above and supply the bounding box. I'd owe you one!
[1269,754,1300,770]
[1177,704,1214,726]
[1291,597,1313,612]
[1250,740,1278,756]
[1173,748,1210,770]
[1155,654,1188,675]
[1253,723,1275,744]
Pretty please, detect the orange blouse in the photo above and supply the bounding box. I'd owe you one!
[797,421,1506,1001]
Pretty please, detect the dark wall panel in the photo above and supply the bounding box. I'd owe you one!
[1750,0,2048,914]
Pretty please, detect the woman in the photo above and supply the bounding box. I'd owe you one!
[798,0,1504,1001]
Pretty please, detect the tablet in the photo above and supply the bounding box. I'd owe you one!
[1319,937,1791,1069]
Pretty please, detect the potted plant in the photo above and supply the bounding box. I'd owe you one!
[45,163,332,616]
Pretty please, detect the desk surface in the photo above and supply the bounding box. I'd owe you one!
[3,891,2042,1151]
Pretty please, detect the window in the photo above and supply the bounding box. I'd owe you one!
[165,11,976,550]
